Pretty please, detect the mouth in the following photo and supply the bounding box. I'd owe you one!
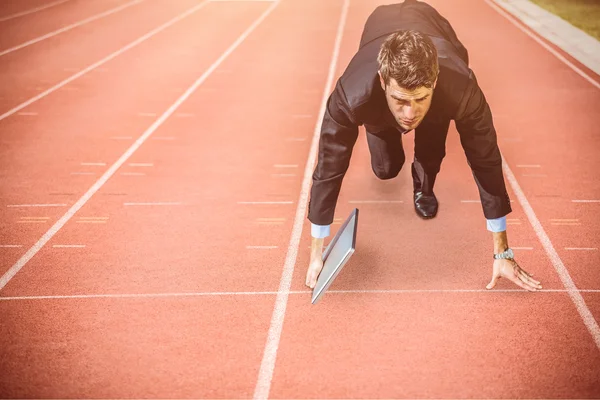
[400,119,417,126]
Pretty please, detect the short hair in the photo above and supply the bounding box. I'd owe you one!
[377,30,439,90]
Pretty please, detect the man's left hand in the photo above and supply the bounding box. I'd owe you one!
[486,258,542,292]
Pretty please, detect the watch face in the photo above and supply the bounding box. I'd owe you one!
[507,249,514,258]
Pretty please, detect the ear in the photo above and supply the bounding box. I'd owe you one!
[378,70,385,90]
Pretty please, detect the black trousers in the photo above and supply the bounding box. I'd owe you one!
[365,118,451,194]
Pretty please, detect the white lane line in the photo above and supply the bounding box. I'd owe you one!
[502,155,600,350]
[565,248,597,251]
[461,200,480,203]
[573,200,600,203]
[522,174,547,177]
[0,0,71,22]
[0,245,23,248]
[0,0,279,293]
[0,0,144,57]
[247,246,279,249]
[124,202,182,206]
[238,201,293,205]
[128,163,153,167]
[3,288,600,301]
[7,204,66,207]
[0,0,211,123]
[516,164,541,168]
[254,0,348,398]
[80,162,106,166]
[121,172,146,176]
[485,0,600,89]
[513,247,533,250]
[349,200,403,204]
[52,245,86,248]
[273,164,298,168]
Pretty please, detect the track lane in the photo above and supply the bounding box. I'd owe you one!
[267,0,600,397]
[0,0,201,110]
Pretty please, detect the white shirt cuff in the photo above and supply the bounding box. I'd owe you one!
[486,216,507,232]
[311,223,330,238]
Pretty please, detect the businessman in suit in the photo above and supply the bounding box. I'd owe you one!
[305,0,542,292]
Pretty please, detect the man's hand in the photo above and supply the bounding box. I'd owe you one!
[486,258,542,292]
[306,236,325,289]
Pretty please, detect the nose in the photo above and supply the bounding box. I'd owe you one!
[403,105,415,120]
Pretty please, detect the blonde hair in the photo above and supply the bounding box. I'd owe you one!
[377,30,439,89]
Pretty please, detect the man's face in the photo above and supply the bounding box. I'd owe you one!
[379,74,436,131]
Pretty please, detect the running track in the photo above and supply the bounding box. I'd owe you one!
[0,0,599,397]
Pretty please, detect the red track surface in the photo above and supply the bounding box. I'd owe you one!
[0,0,599,397]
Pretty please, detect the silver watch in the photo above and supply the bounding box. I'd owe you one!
[493,248,514,260]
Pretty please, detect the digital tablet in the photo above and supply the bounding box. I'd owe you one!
[311,208,358,304]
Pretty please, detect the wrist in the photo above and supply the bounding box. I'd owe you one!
[492,231,509,253]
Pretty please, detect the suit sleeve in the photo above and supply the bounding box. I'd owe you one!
[307,79,360,225]
[455,70,512,220]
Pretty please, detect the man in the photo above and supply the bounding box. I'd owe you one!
[304,0,542,292]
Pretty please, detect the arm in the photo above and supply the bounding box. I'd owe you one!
[305,80,360,288]
[455,71,541,291]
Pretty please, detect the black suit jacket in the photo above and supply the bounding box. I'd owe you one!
[307,0,512,226]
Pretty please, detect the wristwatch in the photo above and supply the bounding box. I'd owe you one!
[493,248,514,260]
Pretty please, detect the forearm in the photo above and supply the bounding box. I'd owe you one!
[310,236,325,261]
[492,230,509,253]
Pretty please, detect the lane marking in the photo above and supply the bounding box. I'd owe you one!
[124,202,182,206]
[502,155,600,349]
[121,172,146,176]
[247,246,278,249]
[349,200,403,204]
[254,0,348,398]
[516,164,541,168]
[52,245,86,248]
[564,248,597,251]
[0,0,71,22]
[0,245,23,248]
[485,0,600,89]
[461,200,480,203]
[513,247,533,250]
[238,201,293,205]
[2,288,600,301]
[80,162,106,166]
[7,204,66,208]
[128,163,153,167]
[573,200,600,203]
[551,222,581,226]
[522,174,547,177]
[550,218,579,221]
[0,0,211,123]
[0,0,144,57]
[0,0,279,292]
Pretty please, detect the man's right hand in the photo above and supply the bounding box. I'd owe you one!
[305,237,325,289]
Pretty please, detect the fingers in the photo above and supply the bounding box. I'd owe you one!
[486,273,500,290]
[518,269,542,290]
